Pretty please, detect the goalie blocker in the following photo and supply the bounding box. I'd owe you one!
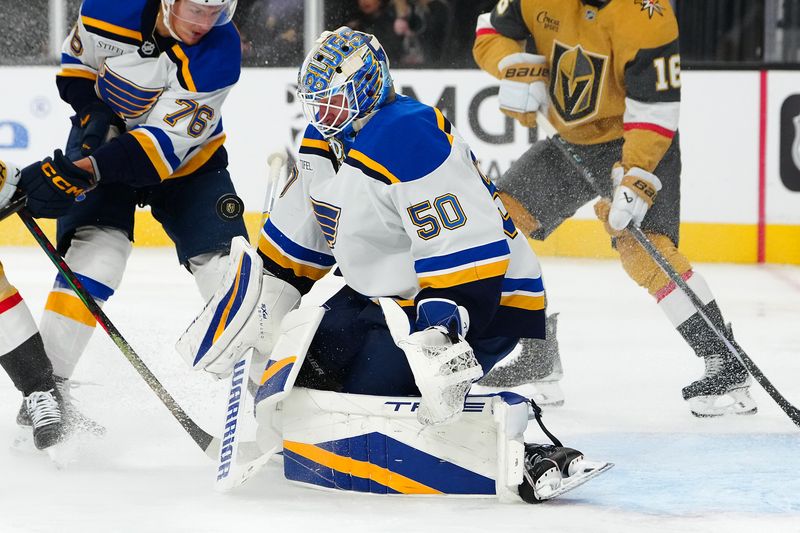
[175,236,301,376]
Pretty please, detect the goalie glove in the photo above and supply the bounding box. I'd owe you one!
[403,298,481,426]
[415,297,470,339]
[497,53,550,128]
[605,165,662,233]
[0,160,21,210]
[400,326,483,426]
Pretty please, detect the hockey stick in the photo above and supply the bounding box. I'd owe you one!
[214,151,291,491]
[263,152,287,221]
[16,207,266,456]
[535,114,800,428]
[0,195,27,222]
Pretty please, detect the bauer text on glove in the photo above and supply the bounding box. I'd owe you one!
[607,166,661,232]
[497,53,549,128]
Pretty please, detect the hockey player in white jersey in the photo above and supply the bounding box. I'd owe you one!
[10,0,247,437]
[179,27,610,502]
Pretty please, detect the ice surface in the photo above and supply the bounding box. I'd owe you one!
[1,246,799,532]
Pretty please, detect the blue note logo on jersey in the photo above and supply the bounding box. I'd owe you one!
[97,64,163,119]
[311,197,342,248]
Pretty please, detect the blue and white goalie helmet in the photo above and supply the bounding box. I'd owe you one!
[297,27,394,138]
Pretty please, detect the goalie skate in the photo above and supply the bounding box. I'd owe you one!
[518,444,613,503]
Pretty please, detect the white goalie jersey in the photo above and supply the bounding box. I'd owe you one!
[258,94,547,341]
[57,0,239,185]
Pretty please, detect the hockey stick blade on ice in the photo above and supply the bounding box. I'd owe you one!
[535,114,800,428]
[16,209,266,457]
[215,150,292,491]
[215,306,326,491]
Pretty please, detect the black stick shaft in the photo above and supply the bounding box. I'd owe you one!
[0,196,26,222]
[17,209,217,449]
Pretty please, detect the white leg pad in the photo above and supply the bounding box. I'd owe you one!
[253,305,326,412]
[215,306,325,492]
[188,251,230,303]
[277,388,529,499]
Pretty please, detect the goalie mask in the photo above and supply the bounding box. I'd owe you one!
[297,27,394,138]
[162,0,237,42]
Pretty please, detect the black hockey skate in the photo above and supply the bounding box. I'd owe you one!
[22,389,65,450]
[518,444,613,503]
[682,352,757,417]
[17,376,106,439]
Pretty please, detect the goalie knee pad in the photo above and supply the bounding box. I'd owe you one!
[188,251,231,302]
[616,232,691,295]
[176,236,301,375]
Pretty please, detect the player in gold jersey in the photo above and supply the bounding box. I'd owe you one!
[473,0,756,417]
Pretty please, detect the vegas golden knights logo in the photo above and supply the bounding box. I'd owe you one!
[550,41,607,123]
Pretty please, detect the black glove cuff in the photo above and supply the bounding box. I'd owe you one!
[51,149,95,185]
[79,101,125,130]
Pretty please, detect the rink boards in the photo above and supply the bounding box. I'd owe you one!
[0,67,798,264]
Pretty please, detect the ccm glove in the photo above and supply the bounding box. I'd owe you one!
[605,165,662,232]
[497,53,550,128]
[18,150,96,218]
[0,160,21,210]
[76,101,124,156]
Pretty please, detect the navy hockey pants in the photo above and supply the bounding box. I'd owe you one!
[295,284,519,396]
